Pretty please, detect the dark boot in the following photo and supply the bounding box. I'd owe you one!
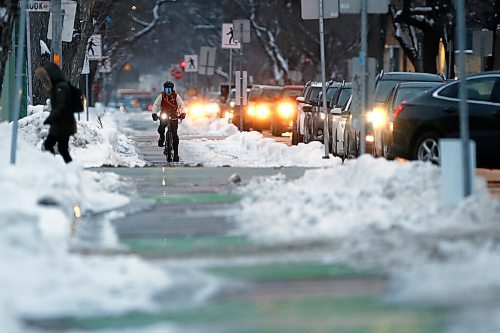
[158,135,164,147]
[173,155,180,162]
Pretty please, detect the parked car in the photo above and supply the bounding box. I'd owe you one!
[271,85,304,136]
[292,81,323,145]
[382,81,444,158]
[328,83,352,156]
[305,81,342,144]
[241,85,283,131]
[368,72,446,156]
[391,72,500,168]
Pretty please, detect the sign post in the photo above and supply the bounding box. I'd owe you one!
[233,19,251,131]
[301,0,339,158]
[235,71,248,130]
[456,0,472,196]
[340,0,388,154]
[81,55,90,121]
[10,0,28,165]
[222,23,241,108]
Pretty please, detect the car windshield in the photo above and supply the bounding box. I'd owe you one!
[307,87,322,103]
[249,88,281,100]
[326,86,339,103]
[337,88,352,107]
[375,80,400,103]
[282,89,302,98]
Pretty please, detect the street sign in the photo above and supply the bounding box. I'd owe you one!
[86,34,102,60]
[233,19,251,43]
[98,57,111,73]
[235,71,248,106]
[199,47,216,75]
[184,55,198,72]
[26,1,49,12]
[472,30,493,57]
[339,0,388,14]
[47,0,77,42]
[221,23,241,49]
[301,0,339,19]
[170,67,183,80]
[81,55,90,74]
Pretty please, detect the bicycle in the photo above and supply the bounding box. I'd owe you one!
[153,112,179,163]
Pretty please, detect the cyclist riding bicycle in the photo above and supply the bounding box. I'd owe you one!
[151,81,186,162]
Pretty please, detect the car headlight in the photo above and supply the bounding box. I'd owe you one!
[320,112,326,120]
[277,102,294,118]
[206,102,220,115]
[366,107,387,128]
[224,110,234,119]
[247,105,256,116]
[366,134,375,142]
[230,101,236,108]
[189,103,205,118]
[256,104,271,119]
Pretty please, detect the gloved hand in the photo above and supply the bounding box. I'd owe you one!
[152,113,158,121]
[180,113,186,120]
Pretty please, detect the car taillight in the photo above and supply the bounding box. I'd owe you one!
[394,104,404,118]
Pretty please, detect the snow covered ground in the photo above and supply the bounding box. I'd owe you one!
[233,155,500,332]
[4,105,500,331]
[0,108,165,331]
[20,104,145,168]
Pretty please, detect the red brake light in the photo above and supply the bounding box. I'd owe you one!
[394,105,404,117]
[148,105,153,111]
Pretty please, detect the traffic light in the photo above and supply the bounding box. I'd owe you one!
[180,60,187,71]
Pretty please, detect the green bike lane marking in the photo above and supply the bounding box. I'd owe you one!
[149,193,242,205]
[47,296,446,333]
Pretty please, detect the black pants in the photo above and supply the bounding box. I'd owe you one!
[158,119,179,155]
[44,134,72,163]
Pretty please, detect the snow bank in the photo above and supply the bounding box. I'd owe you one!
[182,131,342,167]
[179,117,239,137]
[234,155,500,328]
[19,105,145,167]
[0,122,170,328]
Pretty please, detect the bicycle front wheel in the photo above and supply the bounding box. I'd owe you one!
[164,131,174,162]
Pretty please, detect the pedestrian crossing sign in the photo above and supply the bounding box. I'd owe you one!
[221,23,241,49]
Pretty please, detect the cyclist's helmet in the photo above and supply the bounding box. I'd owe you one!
[163,81,174,89]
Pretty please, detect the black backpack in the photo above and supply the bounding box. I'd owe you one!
[69,83,84,113]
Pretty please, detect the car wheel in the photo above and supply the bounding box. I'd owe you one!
[271,123,282,137]
[413,131,440,164]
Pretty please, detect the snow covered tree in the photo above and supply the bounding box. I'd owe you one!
[0,1,18,97]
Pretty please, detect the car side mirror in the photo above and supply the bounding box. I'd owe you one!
[296,96,305,103]
[303,105,313,113]
[330,107,342,115]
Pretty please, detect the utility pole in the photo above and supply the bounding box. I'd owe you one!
[10,0,27,164]
[51,0,62,66]
[318,0,330,158]
[359,0,367,155]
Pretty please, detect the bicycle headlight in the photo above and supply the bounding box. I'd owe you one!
[160,113,167,120]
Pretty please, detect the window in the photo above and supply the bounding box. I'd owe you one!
[438,77,499,103]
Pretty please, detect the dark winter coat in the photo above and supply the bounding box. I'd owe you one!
[37,63,76,137]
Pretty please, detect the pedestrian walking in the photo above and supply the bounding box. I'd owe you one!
[35,63,77,164]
